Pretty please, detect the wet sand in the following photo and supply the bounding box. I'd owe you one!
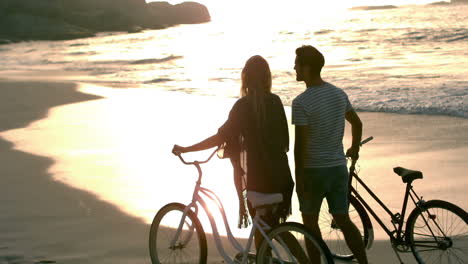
[0,79,466,263]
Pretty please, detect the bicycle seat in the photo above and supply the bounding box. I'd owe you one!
[393,167,423,183]
[247,191,283,208]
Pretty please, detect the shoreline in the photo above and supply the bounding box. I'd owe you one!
[0,78,466,264]
[0,80,150,264]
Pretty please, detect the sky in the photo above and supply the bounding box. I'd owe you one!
[151,0,446,7]
[147,0,448,21]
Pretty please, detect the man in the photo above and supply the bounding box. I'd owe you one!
[292,45,368,264]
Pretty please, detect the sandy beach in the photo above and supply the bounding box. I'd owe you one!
[0,78,466,264]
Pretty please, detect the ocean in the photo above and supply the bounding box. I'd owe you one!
[1,4,467,118]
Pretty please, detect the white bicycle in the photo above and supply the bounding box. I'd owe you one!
[149,147,334,264]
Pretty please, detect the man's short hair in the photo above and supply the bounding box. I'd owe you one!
[295,45,325,76]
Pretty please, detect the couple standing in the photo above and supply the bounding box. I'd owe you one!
[173,45,368,264]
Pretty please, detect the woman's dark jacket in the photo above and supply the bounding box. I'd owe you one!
[218,93,294,226]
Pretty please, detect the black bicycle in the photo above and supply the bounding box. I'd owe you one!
[319,136,468,264]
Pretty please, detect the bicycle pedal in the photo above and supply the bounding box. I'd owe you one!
[270,257,295,264]
[234,252,256,263]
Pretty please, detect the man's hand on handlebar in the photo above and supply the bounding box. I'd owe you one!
[346,146,360,161]
[172,144,187,156]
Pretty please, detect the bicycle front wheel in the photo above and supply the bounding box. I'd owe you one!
[406,200,468,264]
[319,195,372,260]
[256,222,334,264]
[149,203,207,264]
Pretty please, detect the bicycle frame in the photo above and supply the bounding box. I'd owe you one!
[349,169,424,244]
[344,137,426,245]
[171,149,293,264]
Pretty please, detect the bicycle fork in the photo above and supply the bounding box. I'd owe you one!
[251,216,293,264]
[170,204,198,249]
[169,165,203,248]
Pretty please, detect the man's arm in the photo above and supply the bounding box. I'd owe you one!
[294,125,308,197]
[345,110,363,160]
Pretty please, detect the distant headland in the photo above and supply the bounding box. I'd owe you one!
[349,0,467,11]
[349,5,398,11]
[429,0,468,4]
[0,0,211,44]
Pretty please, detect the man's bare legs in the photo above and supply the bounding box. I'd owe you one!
[302,213,369,264]
[302,213,322,263]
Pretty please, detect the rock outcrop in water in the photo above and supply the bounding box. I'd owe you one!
[147,2,211,25]
[0,0,211,43]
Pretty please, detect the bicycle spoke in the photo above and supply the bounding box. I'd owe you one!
[408,201,468,264]
[448,248,465,264]
[150,203,206,264]
[318,198,368,260]
[416,248,444,252]
[161,251,170,263]
[337,231,346,254]
[412,244,439,249]
[437,251,443,264]
[451,246,468,255]
[180,248,191,262]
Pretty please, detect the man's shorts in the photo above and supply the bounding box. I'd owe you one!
[299,165,349,215]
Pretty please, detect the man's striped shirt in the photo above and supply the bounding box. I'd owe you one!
[292,82,353,168]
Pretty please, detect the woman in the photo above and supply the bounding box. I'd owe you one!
[172,55,294,248]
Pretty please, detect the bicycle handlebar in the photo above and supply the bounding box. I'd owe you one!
[360,136,373,146]
[348,136,373,170]
[174,147,219,165]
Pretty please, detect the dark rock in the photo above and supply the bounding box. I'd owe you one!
[173,2,211,24]
[0,39,15,45]
[61,0,147,13]
[128,26,144,33]
[147,1,173,8]
[147,1,211,25]
[1,0,63,18]
[0,13,94,41]
[0,0,210,42]
[62,10,137,32]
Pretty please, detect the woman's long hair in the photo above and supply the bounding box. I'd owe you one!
[240,55,272,131]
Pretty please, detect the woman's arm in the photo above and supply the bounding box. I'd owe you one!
[173,133,223,154]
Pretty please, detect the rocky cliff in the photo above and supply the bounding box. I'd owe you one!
[0,0,211,43]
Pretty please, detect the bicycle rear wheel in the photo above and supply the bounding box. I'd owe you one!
[149,203,207,264]
[406,200,468,264]
[319,195,372,260]
[256,222,334,264]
